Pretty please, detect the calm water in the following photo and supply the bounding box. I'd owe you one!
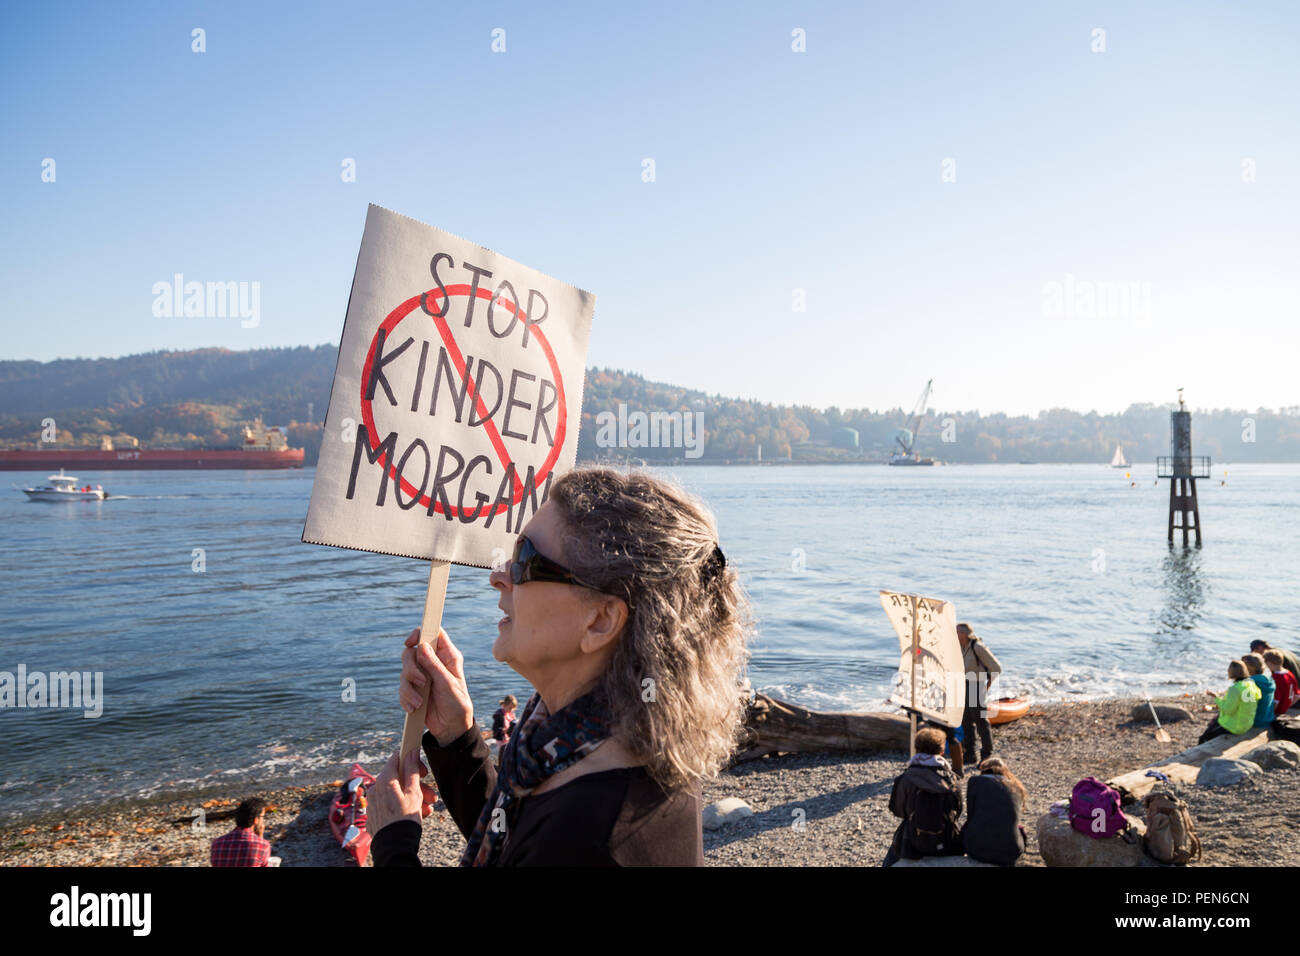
[2,463,1297,821]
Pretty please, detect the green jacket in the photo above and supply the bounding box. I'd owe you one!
[1216,679,1262,735]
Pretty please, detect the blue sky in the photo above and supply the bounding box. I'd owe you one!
[2,1,1297,415]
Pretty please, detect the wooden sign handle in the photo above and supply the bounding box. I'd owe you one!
[401,560,451,756]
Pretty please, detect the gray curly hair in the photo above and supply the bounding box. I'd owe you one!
[548,467,753,791]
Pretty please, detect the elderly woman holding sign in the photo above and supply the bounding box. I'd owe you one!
[366,467,753,865]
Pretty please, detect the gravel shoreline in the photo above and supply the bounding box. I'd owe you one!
[3,696,1296,867]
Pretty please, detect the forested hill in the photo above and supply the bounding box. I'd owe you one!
[2,346,1298,465]
[0,346,338,418]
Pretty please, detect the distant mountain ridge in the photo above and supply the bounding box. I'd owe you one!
[0,346,337,418]
[2,346,1298,465]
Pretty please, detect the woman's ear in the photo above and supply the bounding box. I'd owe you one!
[579,594,628,655]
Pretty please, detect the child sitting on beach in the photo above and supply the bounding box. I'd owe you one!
[1250,640,1300,688]
[1265,650,1297,717]
[960,757,1027,866]
[881,727,963,867]
[1243,653,1276,728]
[1198,660,1262,744]
[491,695,518,745]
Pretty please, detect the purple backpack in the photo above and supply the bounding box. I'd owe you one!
[1068,777,1128,839]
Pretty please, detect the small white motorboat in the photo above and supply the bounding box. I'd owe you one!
[21,470,107,501]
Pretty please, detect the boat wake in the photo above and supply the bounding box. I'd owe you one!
[104,494,206,500]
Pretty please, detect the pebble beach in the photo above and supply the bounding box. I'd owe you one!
[3,696,1296,868]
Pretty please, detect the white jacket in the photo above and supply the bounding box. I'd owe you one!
[962,636,1002,687]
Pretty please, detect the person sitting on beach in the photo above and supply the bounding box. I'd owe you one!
[1265,650,1297,717]
[1249,640,1300,689]
[959,757,1027,866]
[1198,661,1262,744]
[366,468,753,866]
[209,798,271,867]
[1243,653,1276,728]
[957,623,1001,767]
[491,695,518,745]
[881,727,963,867]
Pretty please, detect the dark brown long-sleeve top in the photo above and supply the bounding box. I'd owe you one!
[371,727,704,866]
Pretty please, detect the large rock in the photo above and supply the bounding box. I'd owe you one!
[703,797,754,830]
[1037,812,1154,867]
[1196,757,1262,787]
[1242,740,1300,771]
[1130,704,1193,725]
[893,855,999,867]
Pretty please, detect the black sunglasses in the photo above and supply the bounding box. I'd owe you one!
[508,536,604,592]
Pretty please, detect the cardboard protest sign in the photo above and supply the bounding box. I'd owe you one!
[303,204,595,752]
[880,590,964,728]
[304,204,595,568]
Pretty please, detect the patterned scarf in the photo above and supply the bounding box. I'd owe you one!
[460,690,612,867]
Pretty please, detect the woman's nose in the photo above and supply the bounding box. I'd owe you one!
[489,567,511,592]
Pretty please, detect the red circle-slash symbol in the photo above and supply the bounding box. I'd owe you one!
[359,284,567,519]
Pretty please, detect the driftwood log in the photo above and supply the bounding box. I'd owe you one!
[1106,728,1272,803]
[734,692,911,762]
[171,808,238,827]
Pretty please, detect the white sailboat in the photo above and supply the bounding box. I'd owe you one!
[1110,443,1128,469]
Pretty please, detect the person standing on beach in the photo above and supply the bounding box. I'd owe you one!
[1199,660,1262,744]
[881,727,963,867]
[957,623,1001,766]
[1249,641,1300,689]
[366,468,753,867]
[209,798,271,867]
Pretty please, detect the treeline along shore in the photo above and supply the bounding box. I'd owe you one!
[2,696,1295,867]
[3,346,1300,465]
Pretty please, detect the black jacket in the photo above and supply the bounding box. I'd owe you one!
[960,772,1025,866]
[372,727,703,866]
[887,761,963,858]
[491,708,512,742]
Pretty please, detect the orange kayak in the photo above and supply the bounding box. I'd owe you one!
[987,697,1030,725]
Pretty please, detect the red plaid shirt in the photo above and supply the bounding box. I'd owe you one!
[210,826,272,867]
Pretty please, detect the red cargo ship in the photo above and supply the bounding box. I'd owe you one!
[0,418,305,470]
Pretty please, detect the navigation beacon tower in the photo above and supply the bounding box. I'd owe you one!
[1157,388,1209,547]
